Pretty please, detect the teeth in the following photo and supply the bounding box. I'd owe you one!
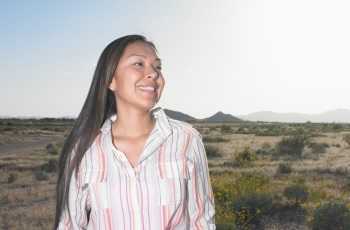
[139,86,155,92]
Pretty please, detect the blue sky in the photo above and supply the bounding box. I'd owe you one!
[1,0,350,118]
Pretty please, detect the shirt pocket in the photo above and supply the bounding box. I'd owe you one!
[158,160,189,206]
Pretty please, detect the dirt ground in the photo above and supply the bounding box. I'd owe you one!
[0,130,64,230]
[1,123,350,229]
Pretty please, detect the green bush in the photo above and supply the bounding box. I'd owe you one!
[308,142,329,154]
[236,127,248,134]
[235,147,257,167]
[255,127,281,136]
[277,163,292,174]
[270,202,307,224]
[216,223,236,230]
[255,143,276,156]
[7,173,18,183]
[276,134,308,158]
[312,201,350,230]
[234,172,270,196]
[41,159,58,173]
[262,142,271,149]
[212,172,237,223]
[232,193,273,228]
[34,170,49,181]
[283,184,309,206]
[332,123,343,131]
[221,125,232,134]
[203,136,229,143]
[205,144,221,158]
[46,143,59,155]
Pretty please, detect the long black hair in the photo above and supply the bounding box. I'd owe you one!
[54,34,156,229]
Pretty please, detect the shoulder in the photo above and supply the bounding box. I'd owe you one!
[78,132,104,171]
[168,118,202,140]
[74,132,107,184]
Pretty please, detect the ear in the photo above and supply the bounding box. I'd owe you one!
[108,78,117,91]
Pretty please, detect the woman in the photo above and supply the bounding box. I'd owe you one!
[54,34,215,230]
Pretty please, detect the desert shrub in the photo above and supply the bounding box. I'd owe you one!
[212,172,237,223]
[269,202,307,224]
[342,180,350,192]
[205,144,221,158]
[232,192,273,228]
[234,172,270,196]
[255,127,281,136]
[283,184,309,206]
[276,134,308,158]
[255,147,276,156]
[334,167,348,176]
[46,143,58,155]
[209,126,219,132]
[312,201,350,230]
[216,223,236,230]
[7,173,18,183]
[236,126,249,134]
[3,127,14,131]
[262,142,271,149]
[41,159,58,173]
[213,172,271,225]
[332,123,343,131]
[34,170,49,181]
[203,136,229,143]
[53,127,65,132]
[277,162,292,174]
[235,147,257,167]
[343,134,350,146]
[308,142,329,154]
[222,160,238,168]
[221,125,232,134]
[256,142,275,156]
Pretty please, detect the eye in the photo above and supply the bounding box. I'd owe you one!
[134,62,143,67]
[156,65,162,71]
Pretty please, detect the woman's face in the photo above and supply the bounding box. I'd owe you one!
[109,41,165,112]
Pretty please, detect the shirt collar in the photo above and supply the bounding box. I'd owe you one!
[99,106,172,139]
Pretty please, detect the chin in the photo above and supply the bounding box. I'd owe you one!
[136,101,157,112]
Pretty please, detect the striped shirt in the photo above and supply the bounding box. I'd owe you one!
[57,106,216,230]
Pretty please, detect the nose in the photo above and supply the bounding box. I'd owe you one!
[146,66,159,80]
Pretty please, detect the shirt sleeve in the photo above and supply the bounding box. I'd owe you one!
[57,165,91,230]
[187,131,216,229]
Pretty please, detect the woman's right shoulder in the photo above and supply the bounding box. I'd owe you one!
[79,132,105,171]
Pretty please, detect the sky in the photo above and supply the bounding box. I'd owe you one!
[1,0,350,118]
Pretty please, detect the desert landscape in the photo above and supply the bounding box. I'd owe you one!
[1,116,350,229]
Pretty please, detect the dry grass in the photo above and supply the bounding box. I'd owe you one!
[1,122,350,229]
[0,127,63,230]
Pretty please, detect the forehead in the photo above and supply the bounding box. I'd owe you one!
[122,41,158,59]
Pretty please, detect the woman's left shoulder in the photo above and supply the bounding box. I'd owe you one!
[168,118,202,139]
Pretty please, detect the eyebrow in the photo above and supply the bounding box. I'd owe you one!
[127,54,162,63]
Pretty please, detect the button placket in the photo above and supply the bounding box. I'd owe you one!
[131,165,142,229]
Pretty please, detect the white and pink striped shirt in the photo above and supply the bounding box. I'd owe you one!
[57,106,216,230]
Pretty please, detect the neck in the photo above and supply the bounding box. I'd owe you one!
[112,105,155,139]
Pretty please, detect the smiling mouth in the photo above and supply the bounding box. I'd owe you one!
[138,86,156,92]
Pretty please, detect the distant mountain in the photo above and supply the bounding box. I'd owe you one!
[163,109,242,123]
[5,108,348,123]
[200,111,242,123]
[163,109,197,122]
[239,109,350,123]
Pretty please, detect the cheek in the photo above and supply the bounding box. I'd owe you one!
[115,70,139,90]
[158,77,165,91]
